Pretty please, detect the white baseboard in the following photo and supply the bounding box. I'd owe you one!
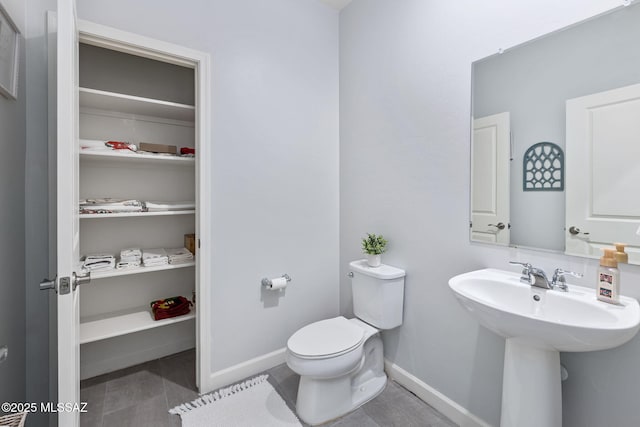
[204,351,491,426]
[80,337,195,380]
[206,348,287,392]
[384,360,492,427]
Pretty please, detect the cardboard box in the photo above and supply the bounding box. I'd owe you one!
[139,142,177,154]
[184,233,196,255]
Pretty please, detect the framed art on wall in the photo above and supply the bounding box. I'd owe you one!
[0,1,19,99]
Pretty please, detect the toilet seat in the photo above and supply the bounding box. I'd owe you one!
[287,316,364,359]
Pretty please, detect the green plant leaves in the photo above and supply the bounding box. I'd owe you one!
[361,233,388,255]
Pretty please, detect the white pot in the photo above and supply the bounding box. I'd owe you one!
[366,254,381,267]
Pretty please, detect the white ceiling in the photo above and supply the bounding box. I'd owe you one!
[318,0,352,10]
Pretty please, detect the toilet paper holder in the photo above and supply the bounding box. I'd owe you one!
[261,274,292,288]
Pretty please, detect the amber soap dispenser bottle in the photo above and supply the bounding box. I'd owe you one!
[597,248,619,304]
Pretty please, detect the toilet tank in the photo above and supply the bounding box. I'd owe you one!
[350,260,406,329]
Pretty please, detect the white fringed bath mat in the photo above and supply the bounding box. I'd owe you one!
[169,374,302,427]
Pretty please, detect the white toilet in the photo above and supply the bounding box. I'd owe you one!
[286,259,406,425]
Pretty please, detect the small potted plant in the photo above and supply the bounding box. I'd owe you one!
[361,233,387,267]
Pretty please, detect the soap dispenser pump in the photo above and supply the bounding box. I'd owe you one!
[597,248,619,304]
[614,243,629,264]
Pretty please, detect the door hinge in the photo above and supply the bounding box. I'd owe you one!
[198,239,201,248]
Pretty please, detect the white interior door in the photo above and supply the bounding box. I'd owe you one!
[471,112,511,245]
[566,83,640,262]
[56,0,80,425]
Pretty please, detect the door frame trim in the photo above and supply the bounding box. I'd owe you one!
[76,19,213,392]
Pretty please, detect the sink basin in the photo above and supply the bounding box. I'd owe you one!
[449,268,640,351]
[449,268,640,427]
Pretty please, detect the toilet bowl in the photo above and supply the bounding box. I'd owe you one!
[286,260,406,425]
[286,316,365,378]
[286,317,386,425]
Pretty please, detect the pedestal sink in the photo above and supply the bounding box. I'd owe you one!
[449,268,640,427]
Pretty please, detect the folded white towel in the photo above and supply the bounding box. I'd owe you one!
[83,260,115,272]
[85,263,115,272]
[116,260,141,269]
[144,201,195,212]
[120,249,142,264]
[80,199,144,214]
[82,253,116,271]
[143,258,168,267]
[120,248,142,258]
[142,248,168,266]
[144,256,167,261]
[168,258,193,265]
[166,247,194,262]
[142,248,167,259]
[83,259,114,266]
[84,253,116,261]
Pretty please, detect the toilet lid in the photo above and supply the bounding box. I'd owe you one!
[288,316,364,358]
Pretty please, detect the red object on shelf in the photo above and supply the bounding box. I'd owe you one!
[180,147,195,155]
[150,296,192,321]
[106,140,137,151]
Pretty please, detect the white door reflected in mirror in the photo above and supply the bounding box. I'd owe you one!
[565,82,640,262]
[471,112,510,245]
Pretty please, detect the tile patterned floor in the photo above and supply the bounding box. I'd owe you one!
[80,350,457,427]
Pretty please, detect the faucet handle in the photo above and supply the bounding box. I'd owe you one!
[553,268,583,280]
[552,268,582,291]
[509,261,532,270]
[509,261,535,285]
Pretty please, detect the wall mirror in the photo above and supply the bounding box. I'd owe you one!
[470,2,640,264]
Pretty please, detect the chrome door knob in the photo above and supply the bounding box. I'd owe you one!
[489,222,506,230]
[73,272,92,290]
[568,226,589,235]
[40,277,56,291]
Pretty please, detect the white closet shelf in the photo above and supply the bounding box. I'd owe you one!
[79,87,195,122]
[80,306,196,344]
[90,261,195,280]
[80,150,195,166]
[79,210,195,219]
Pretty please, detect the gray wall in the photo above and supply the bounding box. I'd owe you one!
[75,0,340,372]
[473,3,640,251]
[0,0,26,409]
[340,0,640,426]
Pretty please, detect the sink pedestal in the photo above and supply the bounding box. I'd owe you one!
[501,339,561,427]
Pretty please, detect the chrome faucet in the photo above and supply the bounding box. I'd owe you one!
[510,261,552,289]
[509,262,582,292]
[551,268,583,292]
